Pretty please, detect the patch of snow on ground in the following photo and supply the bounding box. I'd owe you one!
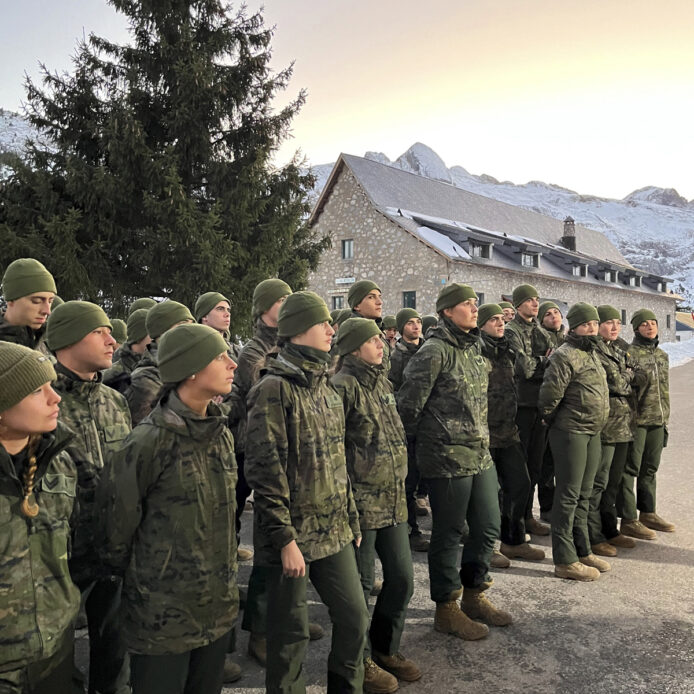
[661,339,694,368]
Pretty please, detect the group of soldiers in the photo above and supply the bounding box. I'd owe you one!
[0,257,672,694]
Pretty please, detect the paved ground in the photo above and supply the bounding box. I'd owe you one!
[80,361,694,692]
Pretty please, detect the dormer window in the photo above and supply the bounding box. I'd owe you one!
[470,241,491,259]
[628,276,641,288]
[604,270,617,282]
[572,264,587,277]
[521,252,539,268]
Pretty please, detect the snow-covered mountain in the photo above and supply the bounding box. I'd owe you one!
[0,109,35,156]
[311,143,694,305]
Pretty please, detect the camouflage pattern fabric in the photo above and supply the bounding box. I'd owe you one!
[480,331,521,448]
[125,342,162,425]
[396,319,494,478]
[0,424,80,673]
[545,327,566,348]
[628,334,670,426]
[98,391,238,655]
[538,334,610,434]
[332,354,408,530]
[388,337,423,392]
[245,347,360,566]
[0,312,45,350]
[504,314,552,408]
[102,342,142,393]
[53,363,132,584]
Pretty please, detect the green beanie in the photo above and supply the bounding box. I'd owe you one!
[194,291,229,322]
[146,301,194,340]
[52,296,64,308]
[422,315,438,334]
[126,308,149,343]
[382,315,396,330]
[46,301,112,351]
[110,319,127,344]
[499,301,514,310]
[334,308,352,329]
[631,308,657,330]
[396,308,421,335]
[436,283,477,313]
[277,291,331,338]
[0,342,57,413]
[2,258,57,301]
[253,279,292,320]
[477,303,504,328]
[598,305,621,324]
[512,284,539,308]
[158,324,229,384]
[567,302,599,330]
[330,309,341,325]
[538,301,561,324]
[335,318,382,356]
[128,298,157,315]
[348,280,381,309]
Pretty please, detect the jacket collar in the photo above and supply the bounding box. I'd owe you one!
[339,354,382,387]
[55,361,102,393]
[150,390,227,441]
[429,317,481,350]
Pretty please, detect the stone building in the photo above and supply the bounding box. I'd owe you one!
[308,154,678,341]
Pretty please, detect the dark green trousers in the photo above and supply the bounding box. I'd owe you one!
[0,635,74,694]
[129,630,231,694]
[357,522,414,658]
[491,443,530,545]
[600,442,629,539]
[516,406,548,519]
[265,544,369,694]
[241,564,270,635]
[549,429,601,565]
[426,466,500,603]
[587,442,616,545]
[619,425,665,519]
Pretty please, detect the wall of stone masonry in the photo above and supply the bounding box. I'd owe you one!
[308,167,677,342]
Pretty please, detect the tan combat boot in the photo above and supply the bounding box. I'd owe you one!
[607,533,636,549]
[490,549,511,568]
[554,562,600,581]
[462,588,513,627]
[222,657,242,683]
[525,516,550,536]
[620,519,656,540]
[373,652,422,682]
[434,596,489,640]
[308,622,325,640]
[370,579,384,597]
[579,554,611,572]
[415,497,430,516]
[591,542,617,557]
[639,512,675,532]
[248,632,267,666]
[500,542,545,561]
[363,657,398,693]
[237,547,253,561]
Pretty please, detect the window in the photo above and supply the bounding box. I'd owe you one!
[621,309,627,324]
[521,252,538,268]
[341,239,353,260]
[332,295,344,310]
[470,242,491,259]
[667,314,671,329]
[604,270,617,283]
[402,291,416,309]
[628,276,641,287]
[476,292,485,305]
[572,264,587,277]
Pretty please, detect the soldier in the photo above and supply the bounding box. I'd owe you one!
[504,284,552,537]
[588,305,646,556]
[619,309,674,537]
[348,280,391,371]
[382,315,398,348]
[421,314,437,337]
[99,324,239,694]
[478,304,544,563]
[332,318,420,693]
[127,297,157,315]
[539,301,566,348]
[103,308,151,393]
[194,291,240,361]
[499,301,515,324]
[245,291,369,693]
[0,343,80,694]
[45,301,132,694]
[110,318,128,351]
[397,284,512,642]
[125,300,194,425]
[539,303,610,581]
[0,258,57,349]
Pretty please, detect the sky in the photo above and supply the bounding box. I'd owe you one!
[1,0,693,199]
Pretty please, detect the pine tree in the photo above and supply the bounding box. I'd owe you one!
[0,1,327,331]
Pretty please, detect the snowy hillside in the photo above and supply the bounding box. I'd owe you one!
[311,143,694,305]
[0,109,35,155]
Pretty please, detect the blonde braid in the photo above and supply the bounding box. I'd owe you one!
[19,434,41,518]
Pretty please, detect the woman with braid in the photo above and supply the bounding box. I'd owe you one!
[0,342,80,693]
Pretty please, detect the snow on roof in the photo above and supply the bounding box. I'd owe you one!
[414,226,471,260]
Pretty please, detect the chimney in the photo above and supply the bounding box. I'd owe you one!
[560,216,576,251]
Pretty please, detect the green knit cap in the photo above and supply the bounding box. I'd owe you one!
[396,308,421,334]
[0,342,57,413]
[348,280,381,309]
[126,308,149,343]
[252,279,292,320]
[330,309,341,325]
[52,295,64,308]
[499,301,514,310]
[334,308,352,329]
[598,305,621,324]
[567,302,599,330]
[194,291,229,322]
[422,315,438,333]
[277,291,331,338]
[631,308,657,330]
[158,324,229,384]
[538,301,561,324]
[436,283,477,313]
[382,315,396,330]
[477,303,504,328]
[128,297,157,315]
[335,318,382,356]
[2,258,56,301]
[110,319,127,344]
[146,301,194,340]
[46,301,112,351]
[512,284,539,308]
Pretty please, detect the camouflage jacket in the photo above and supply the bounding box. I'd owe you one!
[53,363,132,585]
[98,391,238,655]
[350,310,391,373]
[0,424,80,673]
[545,327,566,348]
[396,319,494,478]
[480,332,521,448]
[505,315,552,408]
[538,334,610,435]
[102,342,142,394]
[388,337,424,392]
[0,312,45,350]
[245,345,360,566]
[628,334,670,427]
[332,355,408,530]
[125,342,162,426]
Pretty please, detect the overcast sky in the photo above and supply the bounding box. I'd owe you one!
[2,0,693,199]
